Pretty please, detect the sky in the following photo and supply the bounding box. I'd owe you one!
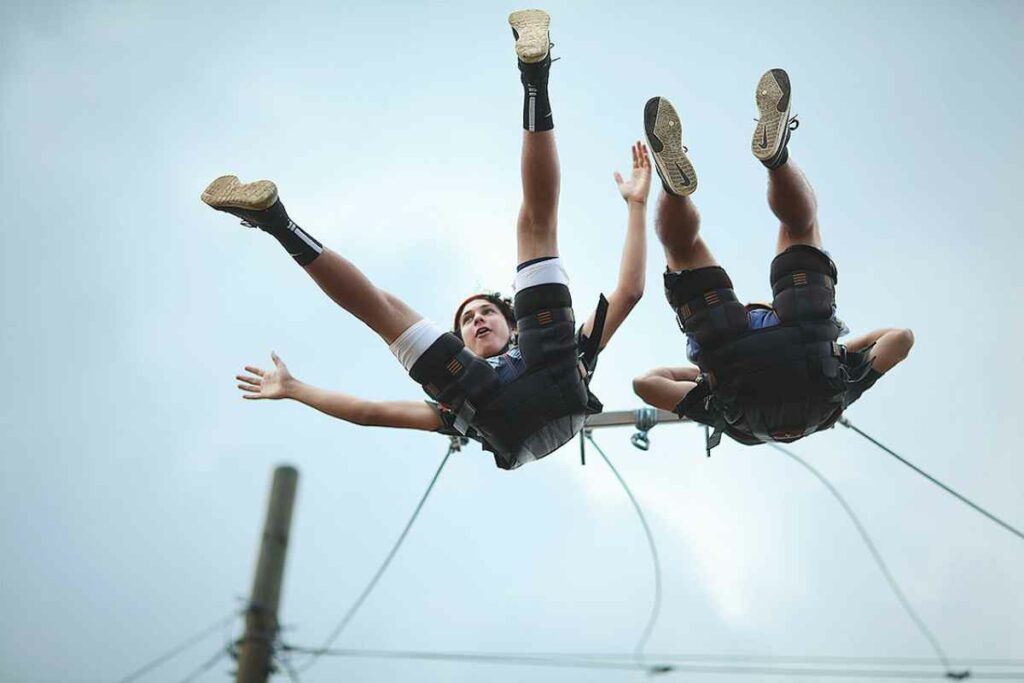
[2,0,1023,681]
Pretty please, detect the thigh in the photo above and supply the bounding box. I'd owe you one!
[516,210,560,264]
[775,220,824,255]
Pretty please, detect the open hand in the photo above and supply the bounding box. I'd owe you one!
[614,141,652,205]
[236,352,294,400]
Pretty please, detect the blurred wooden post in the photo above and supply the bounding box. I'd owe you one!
[236,466,298,683]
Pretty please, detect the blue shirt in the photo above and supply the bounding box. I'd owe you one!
[487,346,528,385]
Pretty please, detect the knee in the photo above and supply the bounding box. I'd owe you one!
[894,328,915,358]
[632,376,653,402]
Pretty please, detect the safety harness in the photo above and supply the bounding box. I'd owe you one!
[668,253,871,454]
[412,295,608,469]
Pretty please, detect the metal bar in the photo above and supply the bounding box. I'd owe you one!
[584,409,687,429]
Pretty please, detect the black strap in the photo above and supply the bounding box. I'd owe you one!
[677,288,741,320]
[771,270,834,297]
[578,294,609,373]
[705,424,723,457]
[452,399,477,436]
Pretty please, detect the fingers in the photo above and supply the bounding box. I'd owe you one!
[639,142,650,168]
[237,372,262,396]
[631,143,639,168]
[613,171,624,185]
[271,351,282,366]
[244,366,265,377]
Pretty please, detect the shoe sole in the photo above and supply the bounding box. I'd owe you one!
[508,9,550,63]
[201,175,278,211]
[644,97,697,197]
[752,69,791,162]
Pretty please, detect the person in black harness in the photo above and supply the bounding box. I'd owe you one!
[632,69,914,451]
[206,9,651,469]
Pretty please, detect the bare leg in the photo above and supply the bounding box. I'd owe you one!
[655,193,717,271]
[768,158,823,253]
[517,130,560,263]
[303,249,421,344]
[633,366,701,411]
[846,327,915,373]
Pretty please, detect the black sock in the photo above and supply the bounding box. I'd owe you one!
[520,60,553,132]
[263,218,323,266]
[249,201,323,266]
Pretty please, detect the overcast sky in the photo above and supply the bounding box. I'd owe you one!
[2,1,1022,681]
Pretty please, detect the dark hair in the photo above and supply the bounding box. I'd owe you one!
[453,293,516,340]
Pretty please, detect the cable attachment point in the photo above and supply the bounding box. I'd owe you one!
[631,432,650,451]
[580,427,593,465]
[631,407,657,451]
[448,435,470,452]
[647,664,675,676]
[945,670,972,680]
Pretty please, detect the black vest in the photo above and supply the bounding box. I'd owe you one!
[676,319,852,452]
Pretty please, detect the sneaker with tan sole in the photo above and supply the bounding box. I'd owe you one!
[201,175,290,229]
[752,68,799,168]
[508,9,550,64]
[644,96,698,197]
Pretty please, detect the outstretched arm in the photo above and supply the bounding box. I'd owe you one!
[845,327,914,373]
[236,352,443,431]
[632,365,701,411]
[580,141,650,349]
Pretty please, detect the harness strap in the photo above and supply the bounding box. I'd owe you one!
[525,307,574,326]
[770,270,835,297]
[705,424,724,456]
[578,294,609,374]
[452,400,477,436]
[677,288,741,321]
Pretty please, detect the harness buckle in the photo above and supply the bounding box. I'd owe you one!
[453,400,477,436]
[577,360,589,380]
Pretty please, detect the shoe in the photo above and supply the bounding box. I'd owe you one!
[201,175,289,229]
[644,97,697,197]
[508,9,550,64]
[752,68,798,168]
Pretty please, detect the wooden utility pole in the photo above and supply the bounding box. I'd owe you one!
[236,466,299,683]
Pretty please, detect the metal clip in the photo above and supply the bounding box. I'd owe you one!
[630,407,658,451]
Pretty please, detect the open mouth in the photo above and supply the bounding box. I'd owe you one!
[475,327,491,339]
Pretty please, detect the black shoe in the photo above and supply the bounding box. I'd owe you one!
[200,175,290,230]
[644,97,698,197]
[752,68,799,169]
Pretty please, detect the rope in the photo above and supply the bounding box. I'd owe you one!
[839,418,1024,542]
[281,645,1024,679]
[296,441,455,673]
[769,443,964,678]
[115,611,238,683]
[176,645,231,683]
[584,431,662,663]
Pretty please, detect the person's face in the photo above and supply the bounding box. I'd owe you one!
[459,298,513,357]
